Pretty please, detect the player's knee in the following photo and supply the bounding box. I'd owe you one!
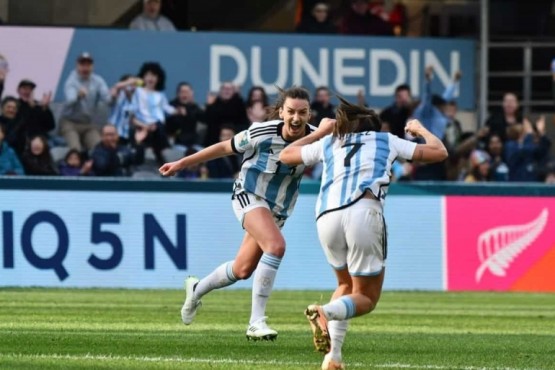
[262,238,286,258]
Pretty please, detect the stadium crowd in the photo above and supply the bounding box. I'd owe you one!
[0,0,554,182]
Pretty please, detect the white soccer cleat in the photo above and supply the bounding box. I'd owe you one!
[245,316,278,341]
[321,353,345,370]
[305,304,331,353]
[181,276,201,325]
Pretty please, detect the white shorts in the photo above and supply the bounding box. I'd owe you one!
[316,198,386,276]
[232,192,286,229]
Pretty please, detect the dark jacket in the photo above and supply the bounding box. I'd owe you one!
[296,16,338,34]
[340,10,394,35]
[9,100,56,155]
[204,94,249,146]
[310,101,335,127]
[21,152,58,176]
[379,104,411,139]
[166,99,205,147]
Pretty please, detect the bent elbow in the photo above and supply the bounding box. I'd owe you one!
[440,148,449,161]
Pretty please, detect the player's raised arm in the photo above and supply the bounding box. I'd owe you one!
[405,119,448,163]
[159,139,234,176]
[279,118,336,166]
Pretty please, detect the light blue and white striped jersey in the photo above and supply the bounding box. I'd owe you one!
[108,90,133,139]
[301,131,417,219]
[232,120,316,218]
[131,87,176,124]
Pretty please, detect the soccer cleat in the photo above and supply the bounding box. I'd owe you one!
[305,304,331,353]
[245,316,278,341]
[321,353,345,370]
[181,276,201,325]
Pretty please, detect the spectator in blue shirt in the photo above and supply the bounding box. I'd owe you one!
[0,123,24,175]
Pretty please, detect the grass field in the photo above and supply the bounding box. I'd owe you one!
[0,288,554,370]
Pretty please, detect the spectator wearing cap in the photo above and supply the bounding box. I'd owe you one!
[130,0,176,31]
[60,52,111,152]
[7,79,55,156]
[464,149,491,182]
[340,0,394,36]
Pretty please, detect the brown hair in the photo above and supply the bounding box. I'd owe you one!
[266,86,311,120]
[334,96,381,139]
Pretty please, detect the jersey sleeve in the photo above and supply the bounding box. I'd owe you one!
[391,134,417,160]
[231,129,254,154]
[301,139,324,166]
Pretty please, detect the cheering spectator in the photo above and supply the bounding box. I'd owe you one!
[204,82,249,146]
[205,125,240,179]
[485,92,522,142]
[21,135,58,176]
[486,133,509,182]
[131,62,179,164]
[108,74,141,144]
[296,2,338,34]
[310,86,335,127]
[166,82,205,148]
[58,149,92,176]
[60,52,111,152]
[504,116,551,182]
[91,125,144,177]
[8,79,55,156]
[0,123,24,175]
[129,0,176,31]
[379,83,412,139]
[340,0,393,36]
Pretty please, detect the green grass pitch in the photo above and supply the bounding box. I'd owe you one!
[0,288,554,369]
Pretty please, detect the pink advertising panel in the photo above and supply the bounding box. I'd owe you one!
[446,196,555,292]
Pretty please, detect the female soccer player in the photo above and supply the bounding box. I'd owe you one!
[159,86,332,340]
[279,97,448,369]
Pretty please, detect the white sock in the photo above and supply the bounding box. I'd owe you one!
[194,261,237,300]
[250,253,281,324]
[323,296,356,320]
[329,320,349,362]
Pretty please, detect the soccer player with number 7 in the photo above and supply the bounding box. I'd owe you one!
[279,97,448,370]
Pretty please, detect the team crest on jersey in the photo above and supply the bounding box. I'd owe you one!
[238,132,249,147]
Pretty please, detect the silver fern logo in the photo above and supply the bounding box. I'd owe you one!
[475,209,549,282]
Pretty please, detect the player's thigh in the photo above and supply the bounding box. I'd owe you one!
[316,211,348,270]
[242,206,285,255]
[352,268,385,306]
[345,201,386,276]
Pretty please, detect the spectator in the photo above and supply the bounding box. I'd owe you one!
[91,124,144,177]
[505,116,551,182]
[204,82,249,146]
[129,0,176,31]
[340,0,394,36]
[0,96,18,137]
[485,92,522,142]
[60,52,111,152]
[8,79,56,156]
[464,149,491,182]
[0,54,7,100]
[109,75,141,144]
[166,82,205,148]
[205,125,240,179]
[411,67,460,180]
[247,101,267,124]
[296,2,338,34]
[131,62,178,164]
[21,135,58,175]
[245,86,269,108]
[486,133,509,181]
[58,148,92,176]
[369,0,407,36]
[379,83,412,139]
[177,147,208,179]
[544,161,555,183]
[0,123,24,175]
[310,86,335,126]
